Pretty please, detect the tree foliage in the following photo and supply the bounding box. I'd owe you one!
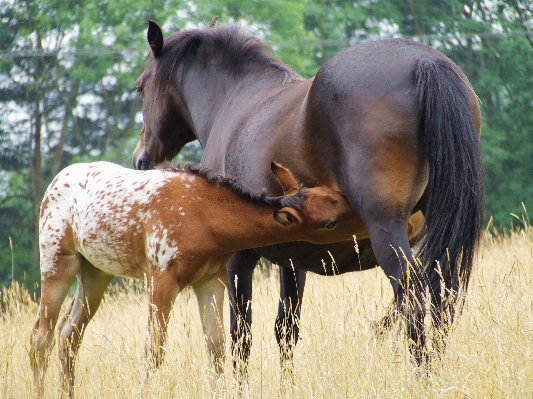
[0,0,532,286]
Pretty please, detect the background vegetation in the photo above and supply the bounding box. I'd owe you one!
[1,0,532,286]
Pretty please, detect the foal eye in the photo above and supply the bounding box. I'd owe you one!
[325,220,338,230]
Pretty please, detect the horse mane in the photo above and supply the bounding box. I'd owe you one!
[148,24,302,92]
[158,162,303,210]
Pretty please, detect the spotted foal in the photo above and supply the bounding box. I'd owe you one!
[30,161,358,397]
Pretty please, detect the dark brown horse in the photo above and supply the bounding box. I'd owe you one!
[132,20,484,373]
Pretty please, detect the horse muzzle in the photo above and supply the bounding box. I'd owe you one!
[133,151,154,170]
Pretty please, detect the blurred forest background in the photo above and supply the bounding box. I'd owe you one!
[1,0,532,287]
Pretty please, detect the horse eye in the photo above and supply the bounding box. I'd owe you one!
[325,220,337,230]
[135,86,144,97]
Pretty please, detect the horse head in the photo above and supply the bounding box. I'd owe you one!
[133,20,196,170]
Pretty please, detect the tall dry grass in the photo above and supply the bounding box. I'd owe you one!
[1,228,532,398]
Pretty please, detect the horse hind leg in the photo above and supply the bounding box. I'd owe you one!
[366,213,429,365]
[56,258,113,397]
[345,154,428,364]
[30,254,80,398]
[374,210,426,334]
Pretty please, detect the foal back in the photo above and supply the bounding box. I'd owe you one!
[40,162,178,278]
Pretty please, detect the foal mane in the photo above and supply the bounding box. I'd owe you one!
[147,24,302,92]
[160,163,303,210]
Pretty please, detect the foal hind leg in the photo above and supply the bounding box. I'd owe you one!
[30,255,79,398]
[57,259,113,397]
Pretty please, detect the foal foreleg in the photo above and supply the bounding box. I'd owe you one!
[145,271,180,369]
[193,267,227,375]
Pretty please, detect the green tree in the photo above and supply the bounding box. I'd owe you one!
[0,0,184,284]
[471,1,533,227]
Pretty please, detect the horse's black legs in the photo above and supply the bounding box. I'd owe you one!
[275,266,306,376]
[228,251,308,378]
[227,249,260,377]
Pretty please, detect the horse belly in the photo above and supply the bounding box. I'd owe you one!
[258,240,377,275]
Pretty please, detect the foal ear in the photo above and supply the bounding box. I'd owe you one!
[271,162,300,196]
[273,207,302,225]
[147,20,164,57]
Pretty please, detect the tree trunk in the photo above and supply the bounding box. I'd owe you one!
[31,33,44,276]
[31,94,42,275]
[52,80,80,177]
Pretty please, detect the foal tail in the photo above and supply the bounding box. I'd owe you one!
[415,58,484,330]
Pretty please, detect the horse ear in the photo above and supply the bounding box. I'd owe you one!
[273,208,302,225]
[271,162,300,196]
[209,16,219,28]
[147,20,164,57]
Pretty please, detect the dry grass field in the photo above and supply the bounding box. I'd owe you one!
[1,227,532,398]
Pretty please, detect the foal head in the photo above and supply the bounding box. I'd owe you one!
[270,162,358,243]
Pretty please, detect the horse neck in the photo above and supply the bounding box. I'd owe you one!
[180,63,292,147]
[180,65,334,186]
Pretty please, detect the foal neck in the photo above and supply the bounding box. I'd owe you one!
[167,171,296,253]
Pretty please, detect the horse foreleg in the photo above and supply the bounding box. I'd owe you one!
[275,266,306,379]
[145,270,180,369]
[30,265,78,398]
[57,259,113,398]
[193,266,227,375]
[227,249,260,377]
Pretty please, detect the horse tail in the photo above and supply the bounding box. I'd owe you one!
[415,58,484,329]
